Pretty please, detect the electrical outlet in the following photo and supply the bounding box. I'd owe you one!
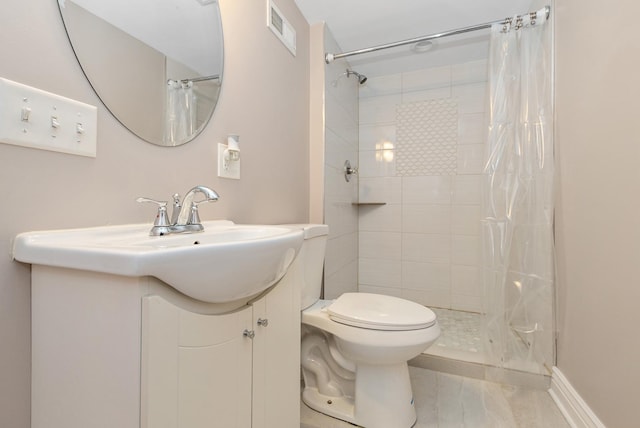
[217,143,240,179]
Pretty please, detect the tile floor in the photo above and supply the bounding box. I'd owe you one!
[300,366,569,428]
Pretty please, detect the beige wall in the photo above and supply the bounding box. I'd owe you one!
[0,0,309,426]
[65,2,166,143]
[555,0,640,426]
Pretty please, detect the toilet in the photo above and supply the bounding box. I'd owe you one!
[294,224,440,428]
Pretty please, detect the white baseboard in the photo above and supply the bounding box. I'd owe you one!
[548,367,606,428]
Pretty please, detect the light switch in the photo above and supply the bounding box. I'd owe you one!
[0,78,97,157]
[21,106,31,122]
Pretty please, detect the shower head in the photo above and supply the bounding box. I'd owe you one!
[346,69,368,85]
[331,69,368,87]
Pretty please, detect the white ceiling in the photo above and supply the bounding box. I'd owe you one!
[295,0,537,76]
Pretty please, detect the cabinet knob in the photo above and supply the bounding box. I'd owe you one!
[243,329,255,339]
[257,318,269,327]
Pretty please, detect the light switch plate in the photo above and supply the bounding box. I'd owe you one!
[217,143,240,179]
[0,78,97,157]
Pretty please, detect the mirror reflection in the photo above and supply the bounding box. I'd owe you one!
[57,0,224,146]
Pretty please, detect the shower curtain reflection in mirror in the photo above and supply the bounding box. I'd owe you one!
[481,12,554,375]
[165,80,197,146]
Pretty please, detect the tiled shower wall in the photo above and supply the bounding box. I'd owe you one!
[322,29,359,299]
[357,60,488,313]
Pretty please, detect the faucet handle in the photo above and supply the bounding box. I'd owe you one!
[187,201,201,225]
[188,198,217,225]
[136,197,165,205]
[136,197,167,212]
[186,198,218,226]
[136,197,171,234]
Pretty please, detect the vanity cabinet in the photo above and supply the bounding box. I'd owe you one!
[250,269,301,428]
[31,264,300,428]
[141,297,253,427]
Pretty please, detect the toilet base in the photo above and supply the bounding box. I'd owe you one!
[302,387,356,425]
[302,361,417,428]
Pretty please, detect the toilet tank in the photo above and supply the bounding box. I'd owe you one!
[284,224,328,310]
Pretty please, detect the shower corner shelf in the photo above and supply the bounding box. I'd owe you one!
[352,202,386,206]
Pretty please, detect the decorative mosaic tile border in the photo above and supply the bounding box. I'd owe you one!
[396,98,459,176]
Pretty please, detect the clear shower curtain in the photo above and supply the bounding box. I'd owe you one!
[165,80,197,146]
[481,10,554,374]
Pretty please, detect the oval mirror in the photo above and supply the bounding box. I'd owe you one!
[57,0,223,146]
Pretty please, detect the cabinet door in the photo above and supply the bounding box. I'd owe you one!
[141,296,253,428]
[251,275,301,428]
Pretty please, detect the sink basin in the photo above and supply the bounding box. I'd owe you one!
[13,220,304,303]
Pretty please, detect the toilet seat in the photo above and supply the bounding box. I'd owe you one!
[326,293,436,331]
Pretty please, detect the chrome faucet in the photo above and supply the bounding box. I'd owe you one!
[175,185,219,226]
[137,185,220,236]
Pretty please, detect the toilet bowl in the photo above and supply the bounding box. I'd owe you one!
[290,224,440,428]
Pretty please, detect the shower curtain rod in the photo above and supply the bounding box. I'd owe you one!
[324,5,550,64]
[188,74,220,83]
[168,74,220,84]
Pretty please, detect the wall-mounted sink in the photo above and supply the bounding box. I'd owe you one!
[13,220,304,303]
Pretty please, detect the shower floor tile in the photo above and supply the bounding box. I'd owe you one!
[424,307,544,374]
[426,308,485,364]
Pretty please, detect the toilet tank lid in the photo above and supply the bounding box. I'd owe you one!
[327,293,437,331]
[280,224,329,239]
